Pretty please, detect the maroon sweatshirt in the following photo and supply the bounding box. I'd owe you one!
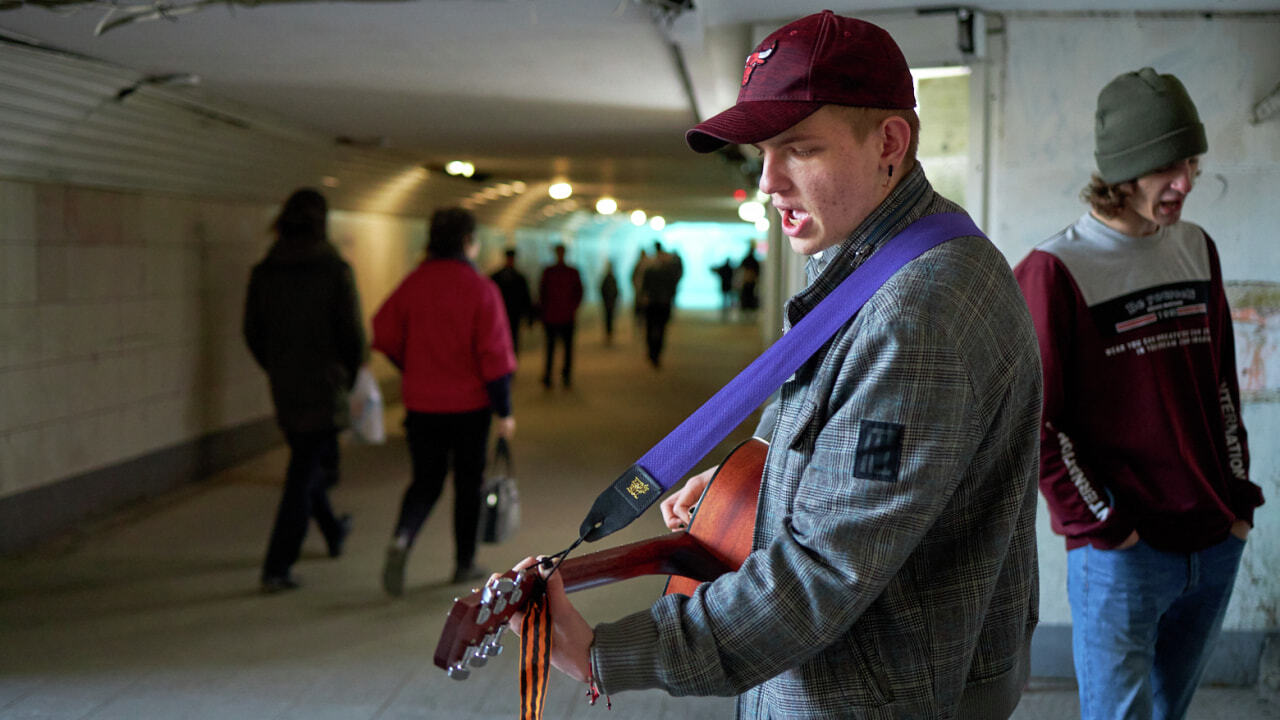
[1014,213,1263,552]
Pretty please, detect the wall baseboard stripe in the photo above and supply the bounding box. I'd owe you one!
[0,417,279,554]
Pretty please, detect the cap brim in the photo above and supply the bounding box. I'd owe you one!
[686,101,825,153]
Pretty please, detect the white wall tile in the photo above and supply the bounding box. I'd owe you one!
[0,180,37,242]
[0,244,37,305]
[0,306,39,368]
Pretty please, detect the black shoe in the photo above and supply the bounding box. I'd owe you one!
[383,545,408,597]
[328,514,353,558]
[261,574,301,594]
[541,376,552,389]
[451,565,489,585]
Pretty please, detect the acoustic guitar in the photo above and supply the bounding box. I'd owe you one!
[433,437,767,679]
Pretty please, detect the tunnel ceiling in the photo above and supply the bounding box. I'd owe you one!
[1,0,1277,231]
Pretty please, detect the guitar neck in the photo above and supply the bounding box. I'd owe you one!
[559,531,731,592]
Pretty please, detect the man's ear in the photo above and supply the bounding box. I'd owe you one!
[880,115,911,167]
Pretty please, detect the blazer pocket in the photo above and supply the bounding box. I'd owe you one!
[831,632,895,706]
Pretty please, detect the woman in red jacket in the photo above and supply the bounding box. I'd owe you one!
[372,208,516,594]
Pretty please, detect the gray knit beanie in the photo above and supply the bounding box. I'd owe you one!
[1094,67,1207,184]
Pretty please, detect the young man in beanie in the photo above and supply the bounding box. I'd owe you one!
[507,11,1042,718]
[1014,68,1264,719]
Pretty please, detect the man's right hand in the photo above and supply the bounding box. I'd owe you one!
[495,415,516,440]
[1115,530,1140,549]
[660,466,716,531]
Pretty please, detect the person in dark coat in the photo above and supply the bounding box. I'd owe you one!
[599,260,620,344]
[243,188,366,593]
[713,258,736,321]
[738,242,761,312]
[490,249,533,354]
[640,241,682,368]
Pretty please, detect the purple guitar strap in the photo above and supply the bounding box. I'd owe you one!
[579,212,984,541]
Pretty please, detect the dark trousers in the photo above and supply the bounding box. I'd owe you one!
[262,429,342,579]
[645,302,672,364]
[602,301,617,340]
[397,409,491,570]
[542,321,575,383]
[507,317,522,354]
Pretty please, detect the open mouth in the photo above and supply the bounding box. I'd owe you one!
[779,208,811,236]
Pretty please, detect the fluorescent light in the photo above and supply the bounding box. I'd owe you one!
[738,201,766,223]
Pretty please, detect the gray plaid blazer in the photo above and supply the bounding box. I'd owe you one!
[593,167,1042,719]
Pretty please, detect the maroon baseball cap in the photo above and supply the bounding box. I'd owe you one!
[686,10,916,153]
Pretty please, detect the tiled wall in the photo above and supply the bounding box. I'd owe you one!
[0,180,275,499]
[0,179,428,506]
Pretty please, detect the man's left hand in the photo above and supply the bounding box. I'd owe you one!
[1230,520,1251,541]
[504,556,595,683]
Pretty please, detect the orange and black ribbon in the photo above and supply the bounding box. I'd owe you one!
[519,580,552,720]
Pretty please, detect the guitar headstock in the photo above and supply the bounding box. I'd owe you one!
[433,568,539,679]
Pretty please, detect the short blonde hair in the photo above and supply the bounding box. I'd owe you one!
[832,106,921,171]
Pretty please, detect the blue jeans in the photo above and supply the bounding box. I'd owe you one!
[1067,534,1245,720]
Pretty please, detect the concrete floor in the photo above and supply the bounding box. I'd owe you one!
[1,311,1275,719]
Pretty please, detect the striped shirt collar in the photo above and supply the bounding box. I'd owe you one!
[786,165,933,330]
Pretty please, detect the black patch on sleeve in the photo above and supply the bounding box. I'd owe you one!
[854,419,904,482]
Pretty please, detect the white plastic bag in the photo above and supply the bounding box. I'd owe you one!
[350,366,385,444]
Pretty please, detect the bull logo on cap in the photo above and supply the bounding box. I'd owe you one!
[741,41,775,87]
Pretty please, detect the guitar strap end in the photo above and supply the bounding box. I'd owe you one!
[578,464,662,542]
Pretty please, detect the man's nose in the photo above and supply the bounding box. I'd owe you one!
[1171,161,1196,192]
[758,155,788,196]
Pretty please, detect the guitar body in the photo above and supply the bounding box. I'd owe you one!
[434,437,768,676]
[663,436,767,596]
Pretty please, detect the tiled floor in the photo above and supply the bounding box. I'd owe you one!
[1,312,1274,719]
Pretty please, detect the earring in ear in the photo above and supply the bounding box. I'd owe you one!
[887,164,894,178]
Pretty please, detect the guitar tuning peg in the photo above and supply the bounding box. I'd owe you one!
[447,663,471,680]
[481,626,507,658]
[464,645,487,668]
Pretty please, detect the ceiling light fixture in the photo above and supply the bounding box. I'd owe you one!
[630,210,647,227]
[595,197,618,215]
[445,161,475,178]
[548,182,573,200]
[649,216,666,231]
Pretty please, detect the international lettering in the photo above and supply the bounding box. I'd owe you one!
[1219,381,1247,481]
[1057,429,1110,521]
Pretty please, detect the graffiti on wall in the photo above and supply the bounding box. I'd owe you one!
[1228,281,1280,404]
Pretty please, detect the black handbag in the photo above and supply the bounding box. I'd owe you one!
[479,438,520,544]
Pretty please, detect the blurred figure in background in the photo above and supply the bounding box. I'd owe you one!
[490,248,533,354]
[630,248,649,337]
[372,207,516,594]
[713,258,736,321]
[538,244,583,388]
[738,240,761,314]
[640,241,683,368]
[599,260,619,345]
[243,187,365,594]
